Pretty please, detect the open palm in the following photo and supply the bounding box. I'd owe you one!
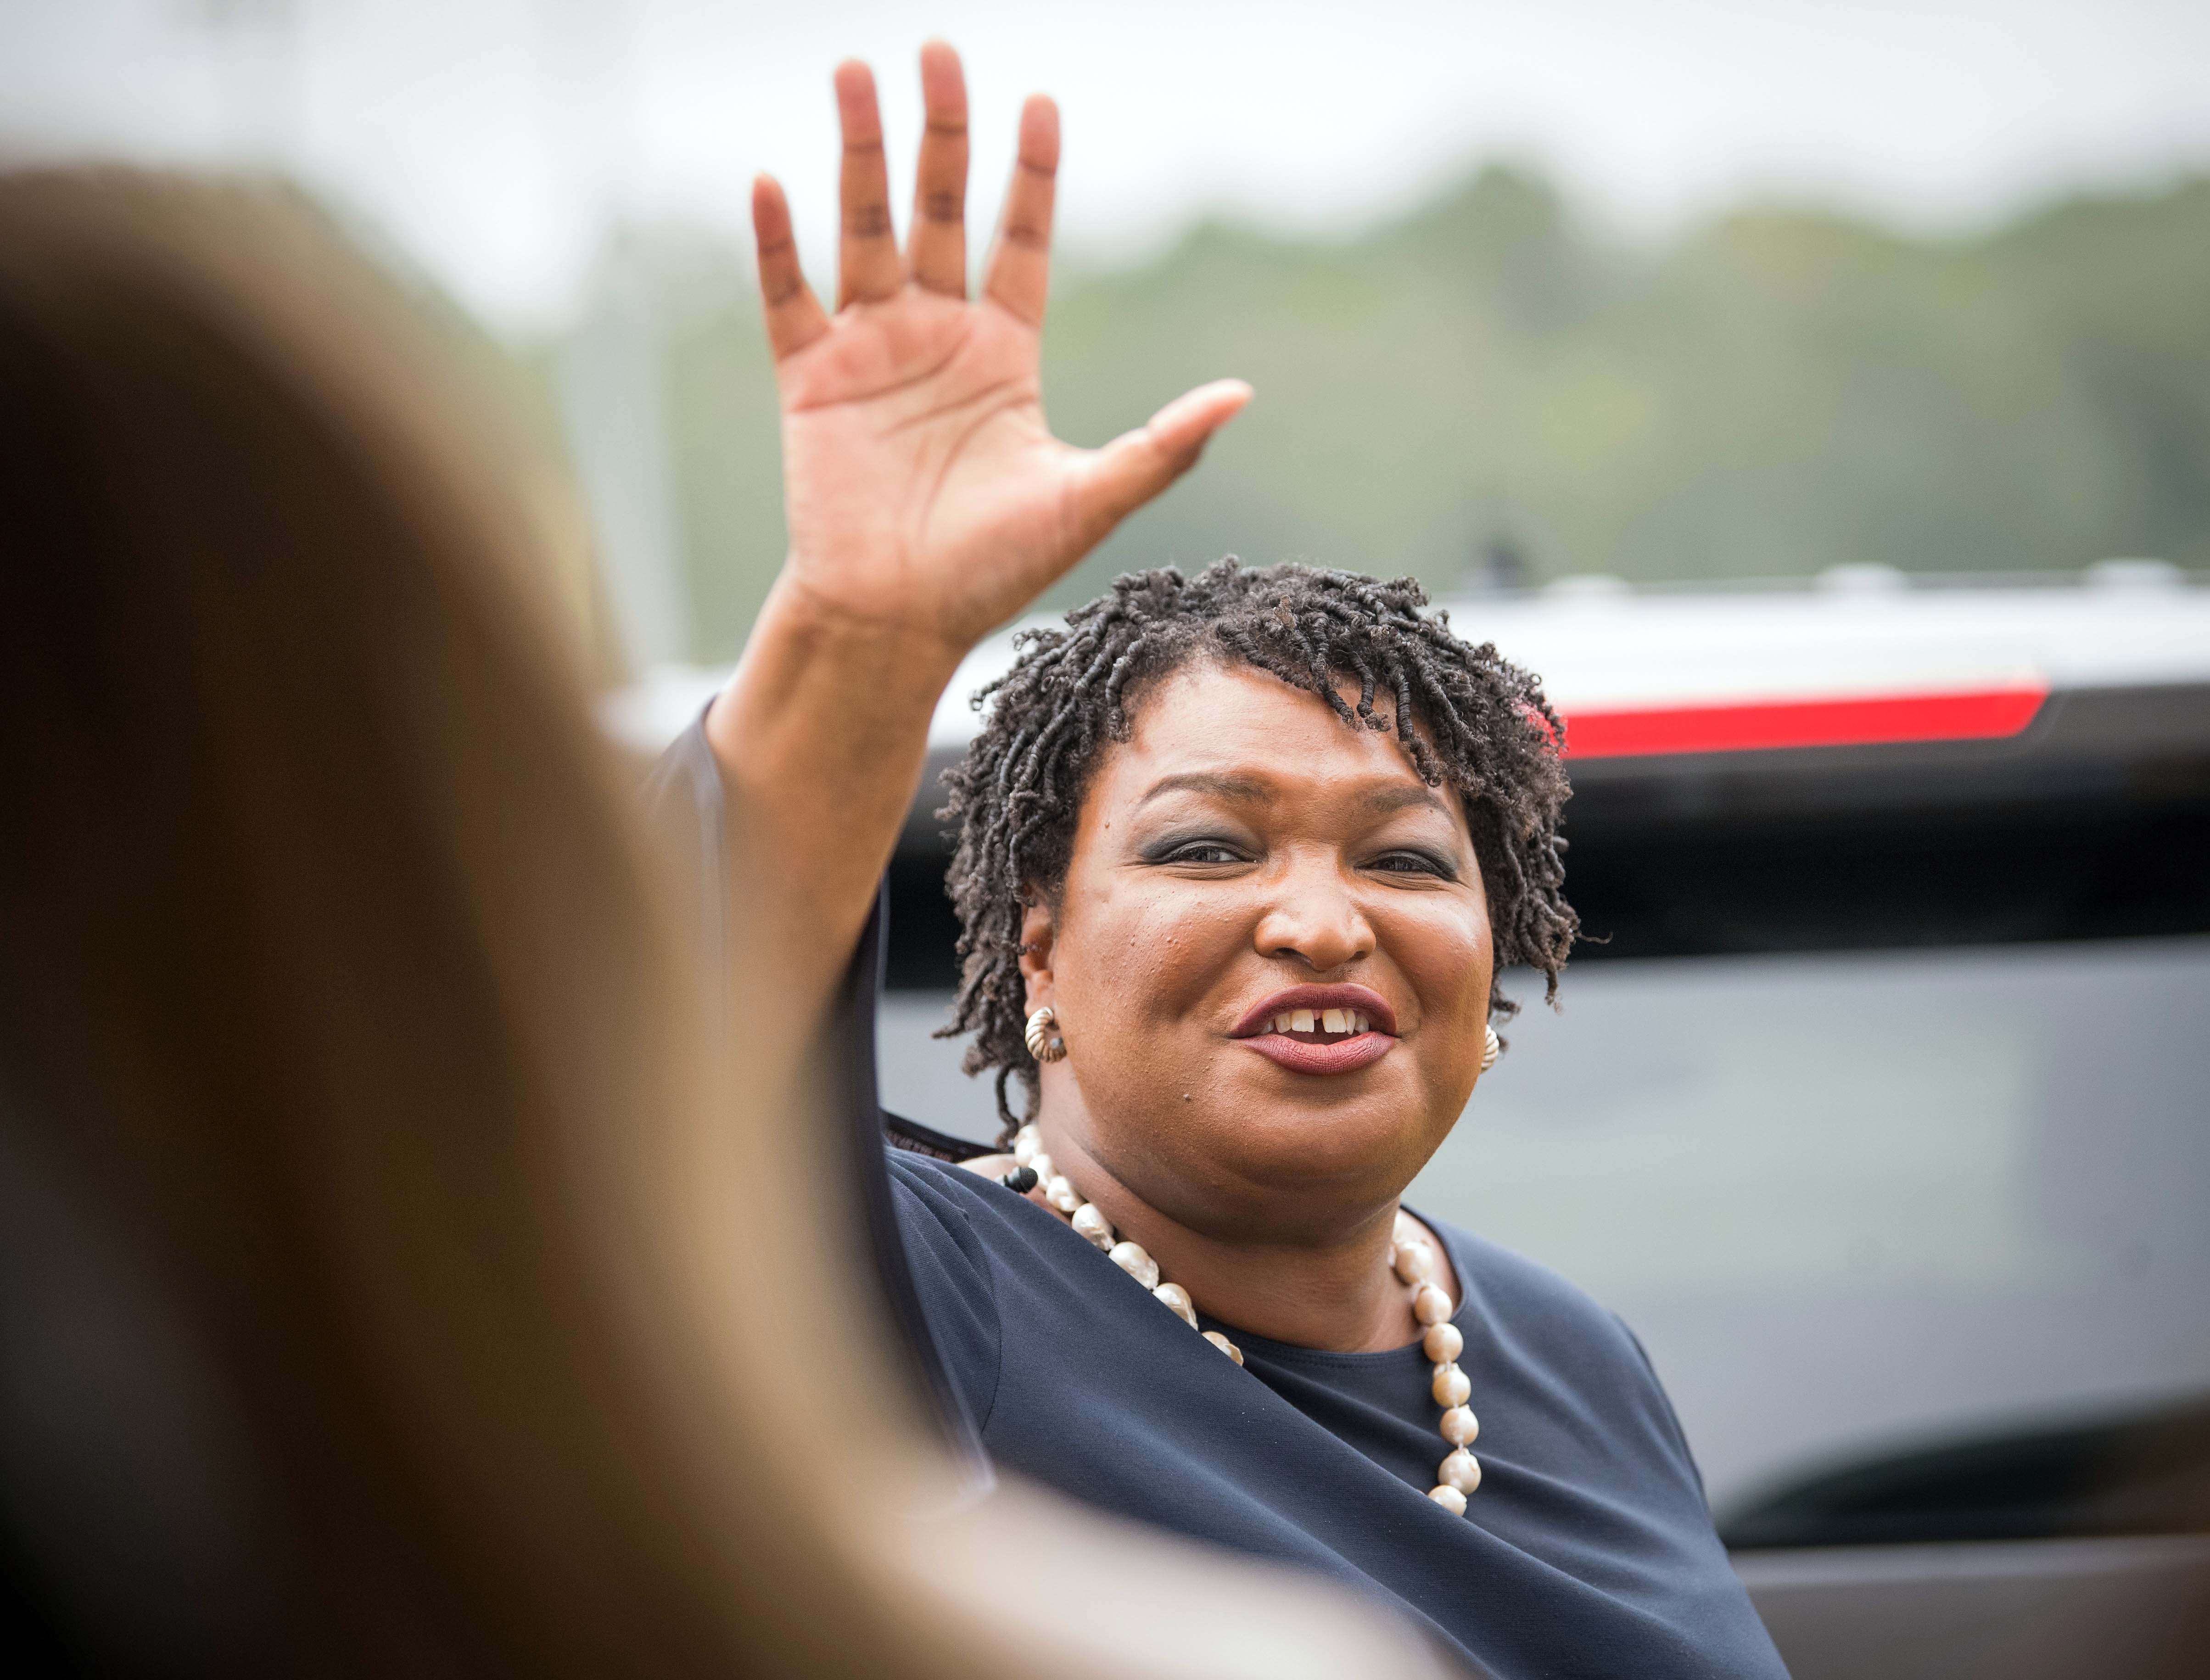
[753,45,1250,655]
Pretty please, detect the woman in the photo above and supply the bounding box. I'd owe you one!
[699,44,1790,1680]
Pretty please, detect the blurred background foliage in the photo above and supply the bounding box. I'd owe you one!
[540,164,2210,666]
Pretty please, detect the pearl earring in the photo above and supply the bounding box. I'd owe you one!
[1025,1005,1068,1063]
[1481,1024,1500,1073]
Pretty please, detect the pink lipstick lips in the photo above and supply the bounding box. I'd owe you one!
[1231,983,1398,1075]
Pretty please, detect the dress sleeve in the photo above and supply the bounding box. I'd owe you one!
[886,1154,1006,1439]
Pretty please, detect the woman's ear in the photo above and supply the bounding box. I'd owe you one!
[1018,898,1056,1011]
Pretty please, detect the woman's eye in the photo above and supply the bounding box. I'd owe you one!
[1371,850,1454,879]
[1159,840,1248,866]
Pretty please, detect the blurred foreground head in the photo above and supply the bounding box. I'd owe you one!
[0,174,1448,1678]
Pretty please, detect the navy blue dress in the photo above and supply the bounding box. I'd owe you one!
[892,1150,1789,1680]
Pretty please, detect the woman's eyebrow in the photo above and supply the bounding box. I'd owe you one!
[1132,773,1450,818]
[1361,783,1452,818]
[1134,771,1272,809]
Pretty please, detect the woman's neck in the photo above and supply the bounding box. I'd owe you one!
[1036,1120,1461,1354]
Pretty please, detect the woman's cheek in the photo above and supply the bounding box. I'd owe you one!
[1391,896,1494,1035]
[1057,883,1231,1094]
[1116,883,1252,1023]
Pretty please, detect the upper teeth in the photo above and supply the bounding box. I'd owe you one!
[1272,1007,1370,1035]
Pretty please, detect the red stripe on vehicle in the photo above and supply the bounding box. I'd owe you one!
[1562,687,2048,759]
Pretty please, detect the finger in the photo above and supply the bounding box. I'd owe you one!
[1067,379,1253,549]
[907,40,969,295]
[982,94,1058,325]
[834,59,901,307]
[751,174,829,359]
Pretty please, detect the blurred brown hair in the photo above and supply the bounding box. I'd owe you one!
[0,168,778,1671]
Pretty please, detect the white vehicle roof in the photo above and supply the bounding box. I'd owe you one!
[603,563,2210,761]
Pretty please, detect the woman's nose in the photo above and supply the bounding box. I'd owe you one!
[1253,863,1375,973]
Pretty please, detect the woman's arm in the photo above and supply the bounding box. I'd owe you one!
[705,44,1249,1021]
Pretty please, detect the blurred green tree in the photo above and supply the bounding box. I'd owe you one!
[573,167,2210,664]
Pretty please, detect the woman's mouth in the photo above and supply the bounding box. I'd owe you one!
[1232,988,1398,1075]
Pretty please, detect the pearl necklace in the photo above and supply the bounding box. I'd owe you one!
[1008,1124,1483,1514]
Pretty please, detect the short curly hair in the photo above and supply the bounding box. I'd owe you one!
[938,560,1578,1139]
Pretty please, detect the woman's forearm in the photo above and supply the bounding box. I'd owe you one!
[704,570,968,1021]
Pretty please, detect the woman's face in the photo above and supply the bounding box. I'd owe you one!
[1023,660,1494,1243]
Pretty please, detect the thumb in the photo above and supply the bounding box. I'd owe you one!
[1066,379,1252,550]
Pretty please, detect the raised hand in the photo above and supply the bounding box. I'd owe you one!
[751,43,1250,657]
[706,43,1245,1024]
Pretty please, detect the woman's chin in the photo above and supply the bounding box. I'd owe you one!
[1202,1075,1443,1195]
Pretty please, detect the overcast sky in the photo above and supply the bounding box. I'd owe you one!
[5,0,2209,327]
